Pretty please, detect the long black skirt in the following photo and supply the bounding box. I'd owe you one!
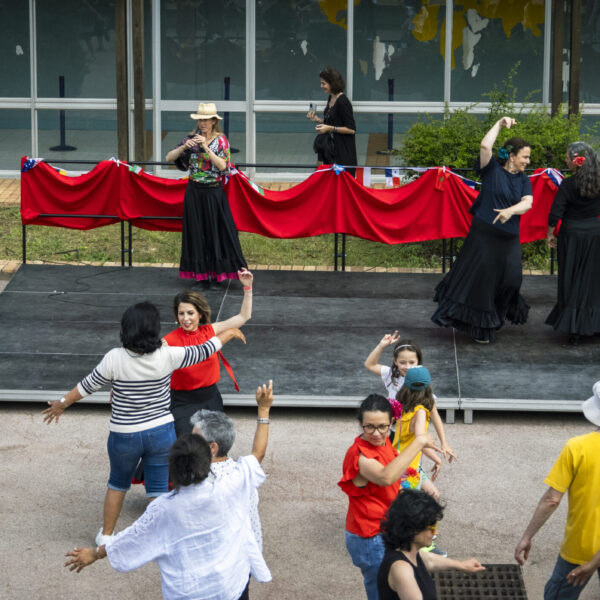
[179,181,247,281]
[170,384,224,437]
[545,217,600,336]
[432,217,529,343]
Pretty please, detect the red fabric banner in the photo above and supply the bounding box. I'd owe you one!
[20,158,560,244]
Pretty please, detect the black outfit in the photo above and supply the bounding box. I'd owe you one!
[174,135,247,281]
[432,158,532,342]
[377,548,437,600]
[545,176,600,337]
[170,385,224,437]
[317,94,357,175]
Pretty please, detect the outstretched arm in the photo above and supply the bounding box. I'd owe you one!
[480,116,516,169]
[421,550,485,574]
[64,544,107,573]
[42,386,85,424]
[252,380,274,463]
[515,486,563,565]
[213,269,253,333]
[364,331,400,376]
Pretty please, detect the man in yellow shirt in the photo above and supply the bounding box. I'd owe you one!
[514,382,600,599]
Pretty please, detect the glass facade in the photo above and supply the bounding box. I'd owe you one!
[1,0,598,176]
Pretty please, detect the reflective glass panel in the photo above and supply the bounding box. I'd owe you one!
[0,1,30,97]
[255,113,316,173]
[580,1,600,103]
[353,1,445,102]
[161,111,246,169]
[38,110,117,162]
[255,1,347,100]
[0,110,31,169]
[161,0,245,101]
[450,1,546,102]
[37,1,117,98]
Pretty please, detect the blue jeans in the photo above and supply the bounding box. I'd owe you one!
[544,555,600,600]
[345,531,385,600]
[107,422,176,497]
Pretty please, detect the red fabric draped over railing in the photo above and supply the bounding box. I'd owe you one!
[20,157,561,244]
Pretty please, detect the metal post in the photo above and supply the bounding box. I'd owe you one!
[22,224,27,264]
[128,221,133,267]
[442,239,446,273]
[550,247,555,275]
[49,75,76,151]
[334,233,339,271]
[341,233,347,271]
[120,221,125,267]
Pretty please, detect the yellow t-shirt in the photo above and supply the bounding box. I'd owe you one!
[394,404,430,472]
[544,431,600,565]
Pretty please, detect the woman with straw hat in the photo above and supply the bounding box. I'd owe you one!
[166,103,247,285]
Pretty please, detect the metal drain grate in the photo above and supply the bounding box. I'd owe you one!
[432,563,527,599]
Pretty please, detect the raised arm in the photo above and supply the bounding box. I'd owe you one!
[356,433,441,487]
[252,380,274,463]
[213,269,253,333]
[364,331,400,376]
[480,116,516,169]
[514,486,564,565]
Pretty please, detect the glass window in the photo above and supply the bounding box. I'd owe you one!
[450,1,546,102]
[0,1,30,97]
[38,110,117,162]
[161,110,246,168]
[36,1,116,98]
[354,113,422,166]
[580,1,600,103]
[353,1,446,102]
[0,110,31,169]
[161,0,245,101]
[255,0,347,100]
[255,113,316,174]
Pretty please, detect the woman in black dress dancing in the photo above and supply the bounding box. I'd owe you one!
[546,142,600,342]
[166,102,247,284]
[307,67,357,176]
[432,116,533,343]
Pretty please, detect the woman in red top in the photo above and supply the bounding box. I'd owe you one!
[164,268,253,436]
[338,394,439,600]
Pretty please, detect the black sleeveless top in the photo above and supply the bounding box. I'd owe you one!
[377,548,437,600]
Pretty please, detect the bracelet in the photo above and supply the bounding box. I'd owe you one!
[333,126,337,133]
[59,396,67,407]
[243,286,252,291]
[257,418,270,424]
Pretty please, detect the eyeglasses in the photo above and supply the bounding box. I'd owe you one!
[426,523,438,534]
[362,424,391,434]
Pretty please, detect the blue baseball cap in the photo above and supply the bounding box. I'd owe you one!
[404,366,431,390]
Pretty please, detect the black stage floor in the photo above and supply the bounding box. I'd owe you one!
[0,265,597,418]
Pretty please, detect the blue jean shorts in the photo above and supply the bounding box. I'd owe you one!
[107,422,176,497]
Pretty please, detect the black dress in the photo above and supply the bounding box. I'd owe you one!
[174,133,247,282]
[432,158,531,343]
[545,176,600,337]
[377,549,437,600]
[318,94,357,175]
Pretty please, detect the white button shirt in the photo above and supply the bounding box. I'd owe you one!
[106,455,271,600]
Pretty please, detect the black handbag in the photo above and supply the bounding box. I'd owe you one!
[313,132,336,163]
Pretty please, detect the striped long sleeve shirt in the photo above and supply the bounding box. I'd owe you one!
[77,337,222,433]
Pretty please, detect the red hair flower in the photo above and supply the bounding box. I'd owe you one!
[573,155,586,166]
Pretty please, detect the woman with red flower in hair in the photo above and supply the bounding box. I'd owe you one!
[546,142,600,342]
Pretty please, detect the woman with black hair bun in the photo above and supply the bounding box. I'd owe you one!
[546,141,600,342]
[307,66,357,176]
[432,116,533,343]
[377,490,484,599]
[42,301,245,551]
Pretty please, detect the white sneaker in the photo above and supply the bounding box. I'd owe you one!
[95,528,114,546]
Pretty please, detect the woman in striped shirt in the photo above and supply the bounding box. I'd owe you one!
[42,301,245,548]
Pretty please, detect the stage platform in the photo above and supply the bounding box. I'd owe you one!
[0,264,595,422]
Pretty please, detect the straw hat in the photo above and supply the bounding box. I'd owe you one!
[583,381,600,427]
[190,103,223,120]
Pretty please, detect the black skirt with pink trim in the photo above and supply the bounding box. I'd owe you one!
[432,217,529,343]
[179,180,247,281]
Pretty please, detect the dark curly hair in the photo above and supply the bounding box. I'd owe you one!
[497,137,531,167]
[169,433,212,491]
[567,141,600,198]
[357,394,392,422]
[119,302,163,354]
[319,67,345,94]
[390,340,423,386]
[172,289,212,324]
[381,489,444,551]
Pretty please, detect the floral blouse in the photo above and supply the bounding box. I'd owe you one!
[173,133,231,183]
